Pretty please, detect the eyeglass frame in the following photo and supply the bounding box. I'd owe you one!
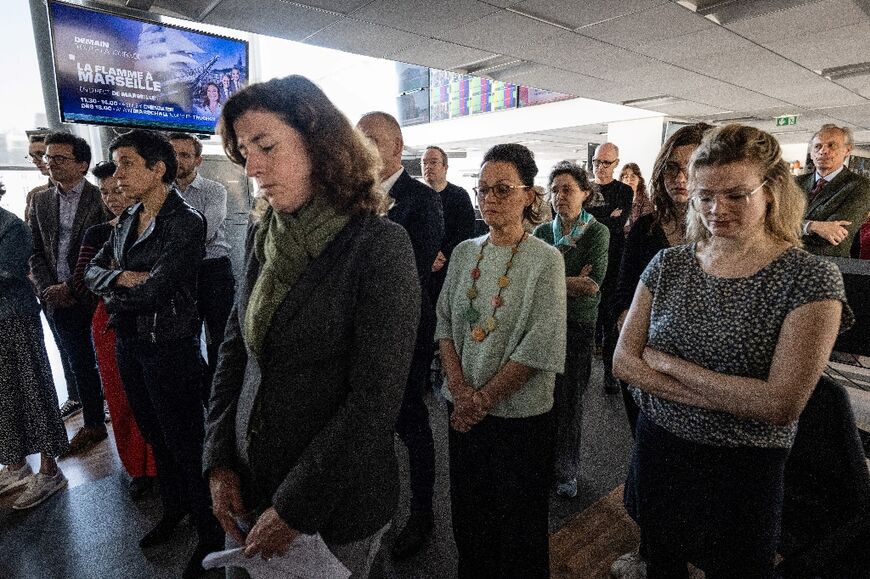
[690,180,767,209]
[42,154,78,165]
[663,161,689,180]
[591,159,617,168]
[473,182,528,201]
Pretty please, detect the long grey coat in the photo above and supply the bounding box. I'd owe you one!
[203,213,420,544]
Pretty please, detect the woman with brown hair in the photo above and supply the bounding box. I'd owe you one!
[203,75,421,578]
[620,162,652,237]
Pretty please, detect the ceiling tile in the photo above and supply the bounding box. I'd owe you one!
[391,40,498,71]
[823,103,870,128]
[351,0,499,37]
[439,9,561,57]
[304,18,428,58]
[759,23,870,71]
[203,0,341,40]
[522,30,655,77]
[579,2,714,46]
[507,0,666,30]
[725,0,866,41]
[636,26,758,64]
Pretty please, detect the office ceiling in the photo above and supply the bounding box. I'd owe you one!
[104,0,870,147]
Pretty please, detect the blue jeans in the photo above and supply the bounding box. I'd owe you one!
[47,306,105,427]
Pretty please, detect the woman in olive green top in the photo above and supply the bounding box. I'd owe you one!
[533,161,609,498]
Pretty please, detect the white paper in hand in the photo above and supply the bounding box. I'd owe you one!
[202,533,351,579]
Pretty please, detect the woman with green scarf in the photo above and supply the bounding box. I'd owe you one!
[203,75,421,579]
[533,161,609,499]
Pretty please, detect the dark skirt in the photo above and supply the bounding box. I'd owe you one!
[0,315,69,463]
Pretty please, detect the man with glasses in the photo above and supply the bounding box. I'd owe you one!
[586,143,632,394]
[421,145,475,304]
[24,132,52,223]
[798,124,870,257]
[29,132,109,455]
[169,133,234,406]
[357,112,444,560]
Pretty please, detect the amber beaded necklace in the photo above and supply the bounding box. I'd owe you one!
[464,233,526,342]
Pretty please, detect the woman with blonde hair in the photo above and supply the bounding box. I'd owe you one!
[614,124,853,577]
[203,75,420,578]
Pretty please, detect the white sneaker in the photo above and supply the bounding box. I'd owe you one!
[611,549,647,579]
[0,463,34,496]
[12,469,68,510]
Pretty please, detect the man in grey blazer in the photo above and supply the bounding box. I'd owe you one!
[29,132,108,454]
[798,124,870,257]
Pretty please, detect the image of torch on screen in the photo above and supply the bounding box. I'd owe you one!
[48,0,249,134]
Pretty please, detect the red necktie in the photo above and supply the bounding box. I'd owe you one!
[810,178,827,202]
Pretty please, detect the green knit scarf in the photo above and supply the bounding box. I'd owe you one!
[244,195,349,358]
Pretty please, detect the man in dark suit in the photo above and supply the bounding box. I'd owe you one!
[357,112,444,559]
[29,132,109,454]
[421,145,476,306]
[798,124,870,257]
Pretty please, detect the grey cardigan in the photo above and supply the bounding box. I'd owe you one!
[203,213,420,544]
[0,208,40,320]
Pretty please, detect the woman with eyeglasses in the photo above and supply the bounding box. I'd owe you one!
[436,143,566,578]
[614,124,853,578]
[613,123,712,436]
[532,161,609,499]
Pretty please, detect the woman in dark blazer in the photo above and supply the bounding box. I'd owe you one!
[203,75,420,579]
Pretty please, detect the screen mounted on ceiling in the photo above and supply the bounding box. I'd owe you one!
[48,1,248,134]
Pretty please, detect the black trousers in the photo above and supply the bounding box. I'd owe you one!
[197,256,236,406]
[449,407,554,579]
[116,334,220,541]
[631,412,788,579]
[46,306,105,427]
[395,319,436,515]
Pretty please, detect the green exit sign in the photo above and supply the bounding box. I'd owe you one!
[776,115,798,126]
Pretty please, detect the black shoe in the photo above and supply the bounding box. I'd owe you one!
[182,540,222,579]
[391,511,434,560]
[129,476,155,501]
[139,512,186,548]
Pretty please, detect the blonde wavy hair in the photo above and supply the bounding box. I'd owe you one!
[686,124,805,246]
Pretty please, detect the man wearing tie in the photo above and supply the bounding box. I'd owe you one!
[356,111,444,560]
[798,124,870,257]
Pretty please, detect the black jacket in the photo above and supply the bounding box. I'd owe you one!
[85,189,205,343]
[203,214,420,544]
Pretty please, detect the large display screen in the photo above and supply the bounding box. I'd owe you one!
[48,1,248,134]
[430,70,516,122]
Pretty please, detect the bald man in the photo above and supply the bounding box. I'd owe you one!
[586,143,632,393]
[357,112,444,559]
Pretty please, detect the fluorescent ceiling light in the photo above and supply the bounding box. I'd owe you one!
[622,95,682,107]
[817,62,870,80]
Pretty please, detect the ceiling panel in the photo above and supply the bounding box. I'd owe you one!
[834,73,870,99]
[823,103,870,127]
[391,40,498,71]
[522,30,656,77]
[296,0,374,12]
[762,74,868,109]
[507,0,666,30]
[636,25,760,64]
[579,1,713,46]
[351,0,499,37]
[725,0,866,41]
[438,9,560,57]
[304,18,428,58]
[203,0,341,40]
[636,99,731,117]
[760,22,870,71]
